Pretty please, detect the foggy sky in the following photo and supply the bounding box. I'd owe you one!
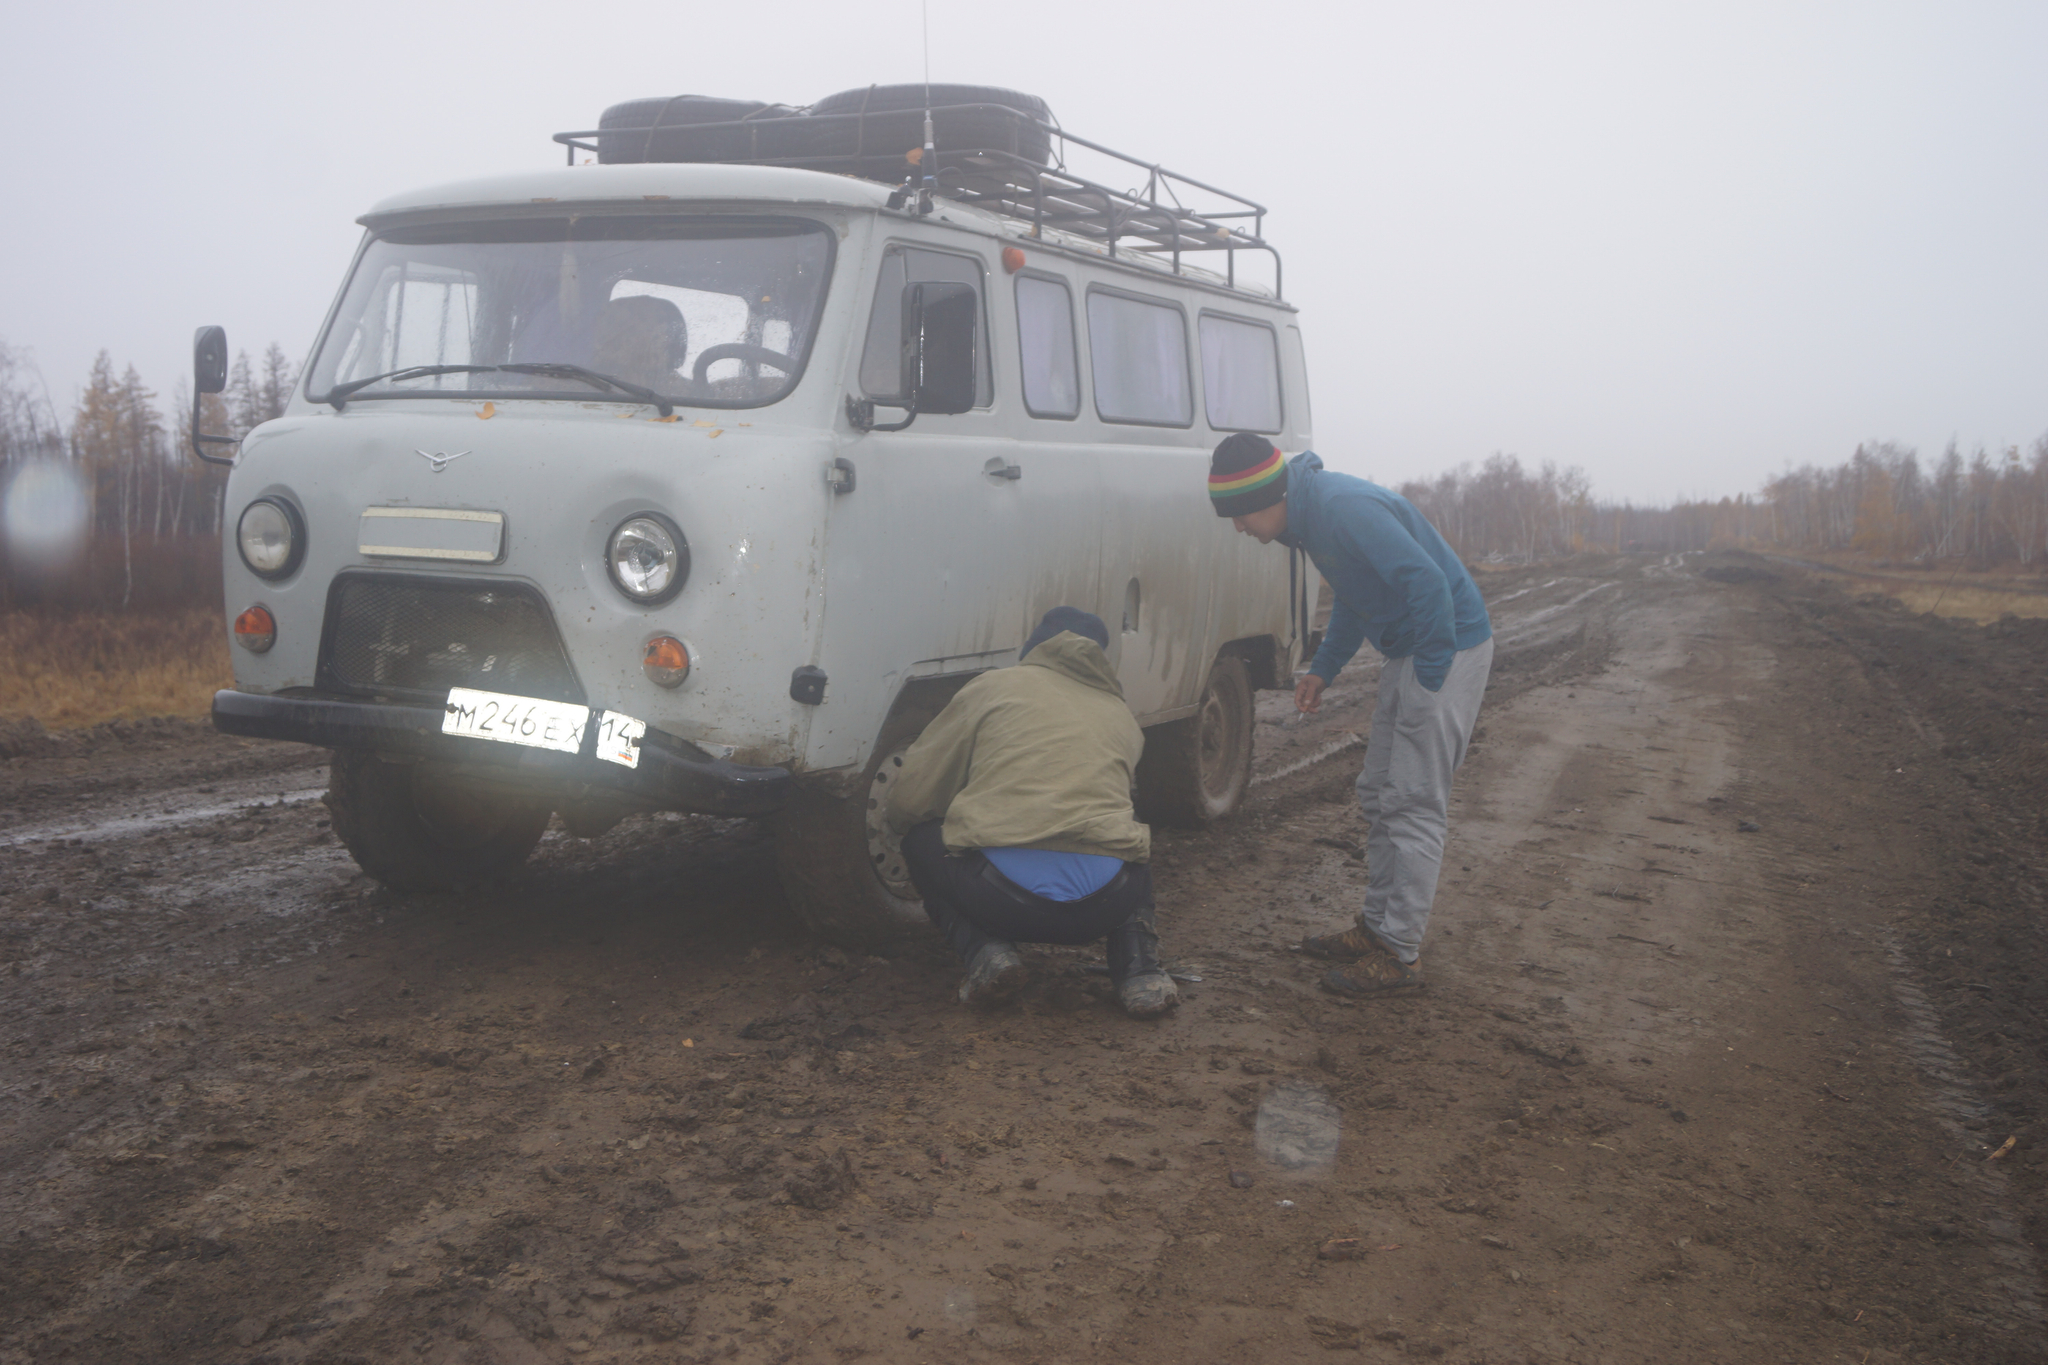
[5,1,2044,504]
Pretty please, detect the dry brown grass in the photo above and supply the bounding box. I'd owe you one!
[0,608,231,729]
[1790,553,2048,624]
[1874,581,2048,623]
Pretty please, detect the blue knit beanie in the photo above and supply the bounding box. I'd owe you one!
[1020,606,1110,660]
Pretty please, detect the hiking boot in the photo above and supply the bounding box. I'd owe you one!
[1298,923,1384,961]
[1106,905,1179,1020]
[1319,932,1424,998]
[958,941,1028,1006]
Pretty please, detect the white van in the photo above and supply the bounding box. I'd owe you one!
[196,89,1313,942]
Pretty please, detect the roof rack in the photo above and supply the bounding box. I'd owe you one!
[552,103,1282,298]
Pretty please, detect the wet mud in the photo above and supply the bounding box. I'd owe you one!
[2,554,2044,1363]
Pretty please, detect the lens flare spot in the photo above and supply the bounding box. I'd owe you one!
[2,461,89,569]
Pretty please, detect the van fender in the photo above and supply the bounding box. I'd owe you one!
[1216,633,1287,692]
[789,672,984,800]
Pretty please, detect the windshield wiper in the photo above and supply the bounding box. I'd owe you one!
[498,363,675,418]
[325,364,504,411]
[324,361,677,417]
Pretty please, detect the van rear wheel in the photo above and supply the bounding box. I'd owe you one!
[1136,654,1254,828]
[324,750,551,892]
[773,704,937,950]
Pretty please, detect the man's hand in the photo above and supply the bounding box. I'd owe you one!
[1294,673,1328,714]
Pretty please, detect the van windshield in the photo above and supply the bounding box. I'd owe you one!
[305,216,835,410]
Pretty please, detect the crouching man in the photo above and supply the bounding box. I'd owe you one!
[883,607,1177,1018]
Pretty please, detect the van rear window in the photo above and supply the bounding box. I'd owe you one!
[1199,313,1283,433]
[1086,291,1191,427]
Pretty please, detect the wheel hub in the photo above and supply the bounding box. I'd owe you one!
[1196,682,1238,797]
[864,748,918,899]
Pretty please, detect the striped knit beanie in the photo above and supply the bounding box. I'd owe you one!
[1208,433,1288,517]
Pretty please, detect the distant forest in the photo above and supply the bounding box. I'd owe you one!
[1398,440,2048,570]
[2,339,2044,613]
[0,341,292,610]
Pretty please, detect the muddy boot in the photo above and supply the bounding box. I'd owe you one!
[958,940,1029,1006]
[1107,907,1178,1019]
[924,896,1026,1005]
[1319,925,1424,998]
[1299,921,1383,961]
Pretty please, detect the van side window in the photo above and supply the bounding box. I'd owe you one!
[1199,313,1283,433]
[1086,290,1191,427]
[1286,324,1312,432]
[1015,275,1079,419]
[859,246,992,406]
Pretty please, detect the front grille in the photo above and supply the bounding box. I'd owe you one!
[317,573,584,705]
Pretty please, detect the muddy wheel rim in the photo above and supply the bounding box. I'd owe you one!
[1196,672,1245,800]
[864,748,917,899]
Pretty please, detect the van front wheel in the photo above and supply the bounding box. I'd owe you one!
[324,750,551,892]
[773,705,936,949]
[1136,654,1254,828]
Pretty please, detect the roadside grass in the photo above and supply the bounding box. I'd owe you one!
[0,608,230,729]
[1774,552,2048,624]
[1876,581,2048,623]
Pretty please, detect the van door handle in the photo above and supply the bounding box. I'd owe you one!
[983,458,1023,481]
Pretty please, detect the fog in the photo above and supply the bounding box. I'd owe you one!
[4,0,2044,503]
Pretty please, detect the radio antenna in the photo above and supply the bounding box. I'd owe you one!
[918,0,936,213]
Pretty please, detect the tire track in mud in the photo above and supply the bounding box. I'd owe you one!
[0,783,330,850]
[3,556,2042,1364]
[0,563,1629,1365]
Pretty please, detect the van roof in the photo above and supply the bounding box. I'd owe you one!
[360,163,1281,304]
[360,163,895,224]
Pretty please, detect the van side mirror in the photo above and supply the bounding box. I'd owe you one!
[190,325,238,466]
[902,280,977,416]
[845,280,979,433]
[195,326,229,394]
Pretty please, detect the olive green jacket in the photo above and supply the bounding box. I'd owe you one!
[883,632,1150,862]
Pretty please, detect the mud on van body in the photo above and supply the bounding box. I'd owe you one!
[202,106,1310,943]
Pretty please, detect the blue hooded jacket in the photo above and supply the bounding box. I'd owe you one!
[1277,453,1492,692]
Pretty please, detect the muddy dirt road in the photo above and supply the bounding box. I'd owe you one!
[3,555,2045,1364]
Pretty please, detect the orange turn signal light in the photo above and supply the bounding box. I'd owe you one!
[233,605,276,654]
[1001,246,1026,274]
[643,635,690,688]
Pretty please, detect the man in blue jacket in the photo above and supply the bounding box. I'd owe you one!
[1208,434,1494,998]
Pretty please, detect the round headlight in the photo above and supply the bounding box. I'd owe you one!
[237,498,304,580]
[606,514,689,605]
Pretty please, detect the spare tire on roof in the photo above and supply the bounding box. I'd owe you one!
[810,83,1052,126]
[593,84,1057,185]
[806,84,1055,177]
[596,95,805,165]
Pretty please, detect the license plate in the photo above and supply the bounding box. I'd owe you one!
[592,710,645,770]
[442,688,644,769]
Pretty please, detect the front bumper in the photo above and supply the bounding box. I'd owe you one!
[211,689,792,817]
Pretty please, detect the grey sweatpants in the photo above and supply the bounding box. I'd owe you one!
[1355,636,1493,963]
